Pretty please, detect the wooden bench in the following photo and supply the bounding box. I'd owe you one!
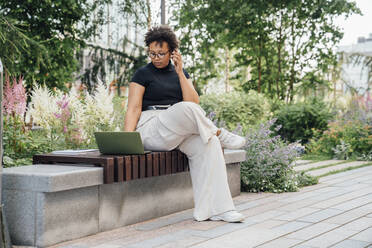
[33,150,189,184]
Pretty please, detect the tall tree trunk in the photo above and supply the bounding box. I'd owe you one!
[257,38,262,93]
[161,0,166,25]
[289,10,295,103]
[147,0,152,30]
[276,10,283,100]
[225,46,230,93]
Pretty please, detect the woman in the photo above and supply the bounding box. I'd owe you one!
[124,25,245,222]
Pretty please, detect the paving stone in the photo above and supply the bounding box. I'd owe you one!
[324,206,372,225]
[256,237,303,248]
[241,201,288,218]
[191,219,256,238]
[350,227,372,242]
[308,161,370,177]
[155,235,208,248]
[320,170,372,186]
[300,225,361,248]
[245,210,287,223]
[294,160,344,172]
[277,198,324,211]
[249,219,287,229]
[332,175,372,187]
[330,239,371,248]
[125,230,193,248]
[320,166,372,183]
[342,217,372,232]
[275,207,322,221]
[278,190,323,203]
[331,194,372,211]
[135,210,193,231]
[310,187,372,209]
[272,221,313,233]
[298,208,344,223]
[358,203,372,211]
[189,226,287,248]
[93,245,124,248]
[56,245,90,248]
[235,200,261,211]
[292,245,318,248]
[285,222,339,240]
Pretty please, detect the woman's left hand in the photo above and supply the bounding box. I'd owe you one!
[171,49,183,75]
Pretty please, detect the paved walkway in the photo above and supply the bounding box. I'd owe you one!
[49,164,372,248]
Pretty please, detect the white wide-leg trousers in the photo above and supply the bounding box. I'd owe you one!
[136,101,236,221]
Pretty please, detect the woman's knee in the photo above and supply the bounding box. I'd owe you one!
[172,101,205,115]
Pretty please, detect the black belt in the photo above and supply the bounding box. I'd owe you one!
[144,105,171,111]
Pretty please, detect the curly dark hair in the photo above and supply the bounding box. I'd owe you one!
[145,25,179,52]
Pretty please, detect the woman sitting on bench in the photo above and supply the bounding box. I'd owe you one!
[124,25,245,223]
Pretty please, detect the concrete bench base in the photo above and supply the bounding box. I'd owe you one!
[2,150,245,247]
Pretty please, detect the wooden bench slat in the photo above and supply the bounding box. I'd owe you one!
[103,158,115,184]
[115,157,124,182]
[146,153,152,177]
[177,151,183,172]
[153,153,159,176]
[171,151,177,173]
[124,156,131,181]
[165,152,172,174]
[139,155,146,178]
[159,152,166,175]
[132,156,139,179]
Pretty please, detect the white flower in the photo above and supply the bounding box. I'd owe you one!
[28,85,60,130]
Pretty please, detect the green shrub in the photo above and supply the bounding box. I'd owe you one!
[241,119,317,193]
[200,90,271,134]
[307,120,372,160]
[273,98,333,144]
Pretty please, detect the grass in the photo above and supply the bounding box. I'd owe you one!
[316,162,372,178]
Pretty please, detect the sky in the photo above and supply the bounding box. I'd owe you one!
[335,0,372,46]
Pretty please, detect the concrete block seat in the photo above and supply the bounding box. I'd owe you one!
[2,149,246,247]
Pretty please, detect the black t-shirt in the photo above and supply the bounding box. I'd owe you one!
[130,62,190,111]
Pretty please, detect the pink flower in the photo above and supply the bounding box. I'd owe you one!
[2,74,27,117]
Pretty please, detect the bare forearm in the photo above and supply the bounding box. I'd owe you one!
[178,73,199,104]
[124,108,142,132]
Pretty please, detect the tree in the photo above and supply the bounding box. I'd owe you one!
[0,0,111,91]
[173,0,360,100]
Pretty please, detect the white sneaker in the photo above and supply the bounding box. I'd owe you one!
[218,128,246,149]
[210,210,245,223]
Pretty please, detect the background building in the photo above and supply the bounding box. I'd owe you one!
[338,34,372,94]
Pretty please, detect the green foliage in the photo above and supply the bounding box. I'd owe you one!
[200,91,271,133]
[173,0,360,100]
[0,0,112,91]
[296,171,319,187]
[273,98,333,144]
[241,119,317,193]
[307,120,372,160]
[3,116,52,167]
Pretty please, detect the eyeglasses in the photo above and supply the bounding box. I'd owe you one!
[148,51,169,59]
